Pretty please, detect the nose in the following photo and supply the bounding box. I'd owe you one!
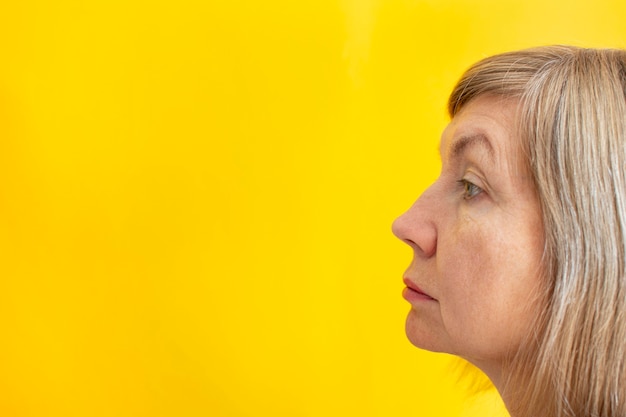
[391,189,438,258]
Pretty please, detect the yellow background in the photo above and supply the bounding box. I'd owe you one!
[0,1,625,416]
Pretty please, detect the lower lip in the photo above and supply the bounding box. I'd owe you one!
[402,287,436,302]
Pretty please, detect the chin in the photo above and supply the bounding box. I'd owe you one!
[405,310,448,353]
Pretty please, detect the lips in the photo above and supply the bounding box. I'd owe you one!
[402,277,436,301]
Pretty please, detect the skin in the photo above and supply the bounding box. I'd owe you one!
[392,95,545,387]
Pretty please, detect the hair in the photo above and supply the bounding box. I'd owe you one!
[448,46,626,417]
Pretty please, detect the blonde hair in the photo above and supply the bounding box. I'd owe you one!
[449,46,626,417]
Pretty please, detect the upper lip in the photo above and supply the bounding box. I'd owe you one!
[403,277,436,300]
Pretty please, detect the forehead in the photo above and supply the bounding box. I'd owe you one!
[440,96,520,165]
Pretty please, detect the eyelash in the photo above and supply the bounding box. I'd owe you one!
[457,179,483,200]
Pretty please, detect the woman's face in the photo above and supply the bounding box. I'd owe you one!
[392,95,545,376]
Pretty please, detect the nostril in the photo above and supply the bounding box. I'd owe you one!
[397,220,437,259]
[402,238,417,249]
[424,238,437,258]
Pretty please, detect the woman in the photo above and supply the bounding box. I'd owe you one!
[392,46,626,417]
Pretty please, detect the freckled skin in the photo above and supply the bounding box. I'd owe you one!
[392,96,544,383]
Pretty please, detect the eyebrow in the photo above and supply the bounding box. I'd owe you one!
[448,133,495,162]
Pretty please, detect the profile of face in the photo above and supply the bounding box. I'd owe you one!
[392,95,545,378]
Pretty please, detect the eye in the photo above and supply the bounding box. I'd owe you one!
[457,179,483,200]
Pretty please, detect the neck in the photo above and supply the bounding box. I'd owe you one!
[468,360,521,417]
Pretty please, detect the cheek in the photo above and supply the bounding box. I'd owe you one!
[436,220,544,359]
[436,228,489,329]
[437,221,488,300]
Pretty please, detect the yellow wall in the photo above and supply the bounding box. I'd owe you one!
[0,1,624,416]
